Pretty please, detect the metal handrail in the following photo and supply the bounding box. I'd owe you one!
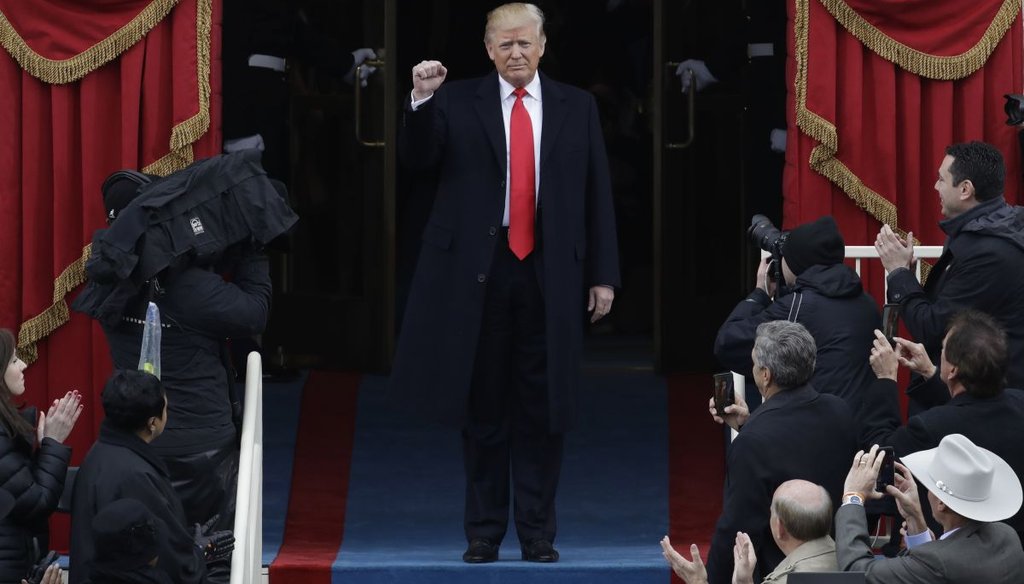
[230,352,264,584]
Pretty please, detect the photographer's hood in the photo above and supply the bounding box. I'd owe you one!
[73,150,298,326]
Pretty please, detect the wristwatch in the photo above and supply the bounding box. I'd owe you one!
[842,491,865,506]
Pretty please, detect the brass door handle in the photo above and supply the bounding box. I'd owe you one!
[665,62,696,150]
[355,58,386,147]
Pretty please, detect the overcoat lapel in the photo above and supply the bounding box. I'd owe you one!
[474,73,507,176]
[539,72,567,173]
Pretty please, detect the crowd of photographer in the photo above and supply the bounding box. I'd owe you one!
[664,140,1024,584]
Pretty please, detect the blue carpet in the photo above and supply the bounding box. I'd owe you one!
[329,372,670,583]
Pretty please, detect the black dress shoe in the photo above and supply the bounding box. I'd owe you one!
[521,539,559,562]
[463,538,499,563]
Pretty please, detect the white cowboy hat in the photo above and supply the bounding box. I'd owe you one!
[903,433,1023,523]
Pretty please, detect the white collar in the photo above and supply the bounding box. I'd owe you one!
[498,72,542,102]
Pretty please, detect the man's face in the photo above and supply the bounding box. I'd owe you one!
[751,347,767,395]
[485,25,545,88]
[939,330,954,389]
[935,155,968,218]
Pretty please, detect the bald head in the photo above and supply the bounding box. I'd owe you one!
[771,480,832,543]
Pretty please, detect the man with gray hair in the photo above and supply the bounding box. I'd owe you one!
[704,321,855,584]
[662,479,838,584]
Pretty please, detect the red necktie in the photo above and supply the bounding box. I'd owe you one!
[509,87,535,260]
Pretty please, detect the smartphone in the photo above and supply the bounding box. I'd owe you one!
[882,303,900,346]
[876,446,896,493]
[713,372,735,417]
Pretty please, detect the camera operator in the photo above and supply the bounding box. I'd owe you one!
[94,170,271,535]
[715,215,879,411]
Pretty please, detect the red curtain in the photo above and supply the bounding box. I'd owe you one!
[784,0,1022,253]
[0,0,221,548]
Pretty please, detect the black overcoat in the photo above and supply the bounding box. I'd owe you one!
[390,72,620,432]
[705,385,856,584]
[69,424,207,584]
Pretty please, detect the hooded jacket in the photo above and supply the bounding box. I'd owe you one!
[715,263,880,412]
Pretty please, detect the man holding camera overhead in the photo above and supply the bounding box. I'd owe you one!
[715,215,879,411]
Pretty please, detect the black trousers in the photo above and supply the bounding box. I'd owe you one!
[463,238,564,546]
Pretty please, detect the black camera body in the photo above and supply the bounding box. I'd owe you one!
[747,214,788,283]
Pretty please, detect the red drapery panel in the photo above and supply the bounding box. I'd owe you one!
[784,0,1023,252]
[0,0,221,548]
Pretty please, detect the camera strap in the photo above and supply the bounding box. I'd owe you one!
[786,293,804,322]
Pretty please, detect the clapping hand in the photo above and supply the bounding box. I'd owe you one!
[660,536,708,584]
[37,390,83,445]
[732,532,757,584]
[874,224,914,273]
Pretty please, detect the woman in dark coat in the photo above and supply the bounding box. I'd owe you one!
[0,328,82,582]
[70,370,218,584]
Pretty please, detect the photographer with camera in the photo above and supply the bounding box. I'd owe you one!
[715,215,879,411]
[77,163,275,539]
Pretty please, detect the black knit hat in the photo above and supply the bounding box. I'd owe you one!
[782,215,845,276]
[101,170,155,223]
[92,498,167,570]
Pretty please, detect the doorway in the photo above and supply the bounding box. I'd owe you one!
[253,0,761,374]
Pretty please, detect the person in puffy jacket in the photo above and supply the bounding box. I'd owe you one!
[0,328,82,582]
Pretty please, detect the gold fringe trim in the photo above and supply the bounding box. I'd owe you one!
[819,0,1019,80]
[0,0,180,85]
[16,0,212,363]
[16,245,91,364]
[796,0,931,281]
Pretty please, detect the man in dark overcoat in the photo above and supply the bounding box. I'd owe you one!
[389,2,620,565]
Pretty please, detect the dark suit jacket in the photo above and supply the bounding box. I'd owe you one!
[858,378,1024,537]
[390,71,620,432]
[835,504,1024,583]
[706,385,856,584]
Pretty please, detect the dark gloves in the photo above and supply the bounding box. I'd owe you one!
[194,516,235,564]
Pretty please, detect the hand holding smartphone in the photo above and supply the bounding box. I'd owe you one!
[713,372,735,417]
[882,303,900,347]
[876,446,896,494]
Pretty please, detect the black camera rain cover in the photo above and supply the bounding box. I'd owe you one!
[72,150,298,327]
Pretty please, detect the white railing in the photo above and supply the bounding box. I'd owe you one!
[231,352,264,584]
[733,245,944,442]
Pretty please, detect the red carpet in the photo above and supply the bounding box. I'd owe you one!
[269,371,361,584]
[667,373,726,582]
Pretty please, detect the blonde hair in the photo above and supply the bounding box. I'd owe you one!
[484,3,545,43]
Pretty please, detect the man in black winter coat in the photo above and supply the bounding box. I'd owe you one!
[716,215,879,412]
[70,371,212,584]
[876,141,1024,413]
[859,309,1024,544]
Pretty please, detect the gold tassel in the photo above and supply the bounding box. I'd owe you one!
[820,0,1019,81]
[0,1,180,85]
